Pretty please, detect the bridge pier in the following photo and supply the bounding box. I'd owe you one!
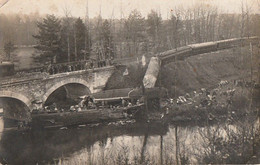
[0,66,116,123]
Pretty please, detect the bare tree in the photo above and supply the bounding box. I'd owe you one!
[62,5,73,62]
[147,10,162,53]
[169,8,181,49]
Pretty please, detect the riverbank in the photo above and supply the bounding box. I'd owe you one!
[146,79,260,164]
[105,45,259,97]
[1,106,258,164]
[106,45,259,137]
[159,78,258,122]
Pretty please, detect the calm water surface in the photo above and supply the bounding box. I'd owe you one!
[0,116,258,164]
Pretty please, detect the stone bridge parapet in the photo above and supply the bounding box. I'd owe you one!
[0,66,115,119]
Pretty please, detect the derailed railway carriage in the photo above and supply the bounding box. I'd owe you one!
[241,36,259,46]
[159,36,259,66]
[216,38,241,50]
[190,42,217,55]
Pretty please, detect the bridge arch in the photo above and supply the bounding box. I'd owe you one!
[0,91,32,121]
[0,91,32,110]
[42,78,92,105]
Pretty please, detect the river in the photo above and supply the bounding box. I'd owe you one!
[0,116,258,164]
[0,47,259,164]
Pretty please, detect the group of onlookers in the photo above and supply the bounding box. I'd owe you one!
[46,62,87,75]
[46,59,113,75]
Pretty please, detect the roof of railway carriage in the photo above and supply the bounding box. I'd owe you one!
[0,61,14,66]
[93,87,168,101]
[93,88,133,101]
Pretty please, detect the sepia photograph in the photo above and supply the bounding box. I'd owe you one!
[0,0,259,164]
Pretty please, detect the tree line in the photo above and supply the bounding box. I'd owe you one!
[0,3,259,64]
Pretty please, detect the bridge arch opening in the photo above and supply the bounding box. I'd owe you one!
[0,97,31,119]
[0,97,31,129]
[44,83,91,109]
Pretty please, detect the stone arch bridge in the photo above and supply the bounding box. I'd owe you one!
[0,66,115,121]
[1,37,258,121]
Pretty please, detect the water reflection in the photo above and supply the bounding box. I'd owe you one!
[0,121,168,164]
[0,118,258,164]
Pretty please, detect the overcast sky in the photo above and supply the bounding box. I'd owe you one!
[0,0,259,19]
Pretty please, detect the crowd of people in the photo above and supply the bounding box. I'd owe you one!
[163,79,253,114]
[38,96,96,113]
[46,59,113,75]
[31,95,144,115]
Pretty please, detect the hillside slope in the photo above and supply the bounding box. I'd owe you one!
[106,46,259,97]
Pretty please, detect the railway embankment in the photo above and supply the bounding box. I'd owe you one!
[106,45,259,98]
